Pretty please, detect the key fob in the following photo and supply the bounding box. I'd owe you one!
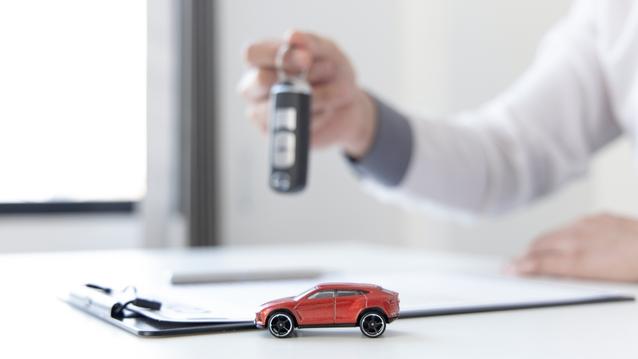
[269,79,311,193]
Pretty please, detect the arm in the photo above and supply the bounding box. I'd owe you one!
[352,0,621,215]
[238,1,637,283]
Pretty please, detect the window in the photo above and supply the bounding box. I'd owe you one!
[308,291,334,300]
[336,290,362,297]
[0,1,146,212]
[294,287,316,301]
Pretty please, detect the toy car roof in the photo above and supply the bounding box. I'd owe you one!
[314,283,382,291]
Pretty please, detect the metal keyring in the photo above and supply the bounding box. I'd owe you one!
[275,43,308,83]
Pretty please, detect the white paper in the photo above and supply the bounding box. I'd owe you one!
[130,270,631,323]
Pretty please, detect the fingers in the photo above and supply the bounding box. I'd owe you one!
[508,213,638,282]
[510,221,586,278]
[310,105,357,149]
[243,39,280,68]
[286,30,338,61]
[241,30,344,112]
[238,68,277,102]
[243,30,338,72]
[312,79,354,112]
[239,59,339,103]
[243,39,313,71]
[311,113,343,148]
[511,252,579,278]
[307,59,338,84]
[245,101,269,134]
[527,229,580,256]
[245,100,334,140]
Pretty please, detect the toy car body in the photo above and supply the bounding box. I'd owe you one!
[255,283,400,338]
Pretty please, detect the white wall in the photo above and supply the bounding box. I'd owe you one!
[217,0,638,256]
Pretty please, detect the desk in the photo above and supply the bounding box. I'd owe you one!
[2,242,638,358]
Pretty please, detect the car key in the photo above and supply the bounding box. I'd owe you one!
[269,44,312,193]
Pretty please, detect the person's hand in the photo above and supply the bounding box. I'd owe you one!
[510,213,638,282]
[238,30,377,158]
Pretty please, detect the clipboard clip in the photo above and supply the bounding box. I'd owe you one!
[85,283,163,319]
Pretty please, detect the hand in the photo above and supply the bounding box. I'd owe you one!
[238,30,377,158]
[510,213,638,282]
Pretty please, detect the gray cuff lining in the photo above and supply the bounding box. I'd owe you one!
[347,95,413,187]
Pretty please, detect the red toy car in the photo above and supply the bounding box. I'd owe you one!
[255,283,400,338]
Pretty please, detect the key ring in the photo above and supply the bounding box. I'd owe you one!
[275,43,308,83]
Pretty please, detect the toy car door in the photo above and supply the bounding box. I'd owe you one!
[335,290,366,324]
[295,290,335,325]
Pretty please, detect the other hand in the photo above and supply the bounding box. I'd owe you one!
[511,213,638,282]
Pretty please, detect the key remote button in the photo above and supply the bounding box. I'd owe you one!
[272,132,295,168]
[271,172,291,191]
[274,107,297,131]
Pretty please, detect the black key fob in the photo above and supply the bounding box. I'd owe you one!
[269,79,311,193]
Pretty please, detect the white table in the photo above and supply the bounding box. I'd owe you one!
[2,242,638,358]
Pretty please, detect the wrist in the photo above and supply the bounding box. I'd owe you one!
[342,90,377,159]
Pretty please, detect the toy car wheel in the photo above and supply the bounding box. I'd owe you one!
[268,312,295,338]
[359,311,386,338]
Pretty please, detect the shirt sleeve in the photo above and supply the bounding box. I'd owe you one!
[346,96,414,187]
[348,0,622,216]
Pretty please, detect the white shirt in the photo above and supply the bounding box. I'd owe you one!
[360,0,638,216]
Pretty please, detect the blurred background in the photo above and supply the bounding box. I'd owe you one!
[1,0,636,256]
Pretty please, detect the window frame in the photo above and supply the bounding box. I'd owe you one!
[0,201,135,215]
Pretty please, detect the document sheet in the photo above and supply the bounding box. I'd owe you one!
[135,270,633,322]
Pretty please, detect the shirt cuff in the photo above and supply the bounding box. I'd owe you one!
[346,95,413,187]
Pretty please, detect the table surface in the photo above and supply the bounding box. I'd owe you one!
[3,242,638,359]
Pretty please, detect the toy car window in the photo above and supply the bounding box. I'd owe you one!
[336,290,360,297]
[294,287,316,301]
[308,291,334,299]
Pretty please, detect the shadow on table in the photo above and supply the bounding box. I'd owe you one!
[259,328,422,340]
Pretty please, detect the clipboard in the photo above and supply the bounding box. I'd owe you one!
[63,285,257,337]
[63,273,636,338]
[399,294,635,318]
